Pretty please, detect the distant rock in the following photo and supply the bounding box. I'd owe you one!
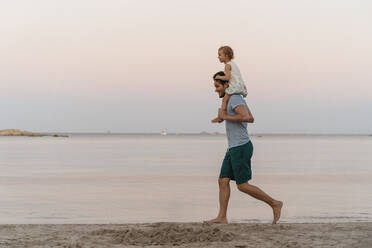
[200,131,210,135]
[52,134,69,137]
[200,131,222,136]
[0,129,42,136]
[211,132,221,136]
[0,129,68,137]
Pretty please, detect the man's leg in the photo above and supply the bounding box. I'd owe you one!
[204,178,230,224]
[237,182,283,224]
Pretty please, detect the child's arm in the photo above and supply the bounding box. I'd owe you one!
[215,64,231,81]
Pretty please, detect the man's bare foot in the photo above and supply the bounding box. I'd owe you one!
[203,217,228,224]
[211,117,224,123]
[272,200,283,224]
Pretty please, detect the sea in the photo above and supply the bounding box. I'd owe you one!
[1,134,372,224]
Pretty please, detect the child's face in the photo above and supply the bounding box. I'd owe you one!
[218,50,228,63]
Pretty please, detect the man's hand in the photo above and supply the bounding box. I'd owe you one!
[218,108,226,120]
[211,117,224,123]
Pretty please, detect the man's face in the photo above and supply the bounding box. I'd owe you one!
[214,80,227,98]
[218,50,228,63]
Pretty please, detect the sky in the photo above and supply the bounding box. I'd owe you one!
[1,0,372,134]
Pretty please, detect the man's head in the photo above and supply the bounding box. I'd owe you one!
[213,71,229,98]
[218,46,234,63]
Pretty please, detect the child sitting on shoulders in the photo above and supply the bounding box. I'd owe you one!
[212,46,248,123]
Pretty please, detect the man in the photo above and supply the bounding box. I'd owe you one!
[205,71,283,224]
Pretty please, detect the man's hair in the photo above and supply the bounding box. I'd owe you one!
[213,71,229,85]
[218,46,234,59]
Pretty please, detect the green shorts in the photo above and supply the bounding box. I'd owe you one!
[219,141,253,185]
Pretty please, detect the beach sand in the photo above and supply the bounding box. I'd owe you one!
[1,222,371,248]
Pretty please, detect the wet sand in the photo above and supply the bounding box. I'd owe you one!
[1,222,371,248]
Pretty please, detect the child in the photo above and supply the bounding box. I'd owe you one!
[212,46,248,123]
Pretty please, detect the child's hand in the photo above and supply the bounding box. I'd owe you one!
[215,75,221,80]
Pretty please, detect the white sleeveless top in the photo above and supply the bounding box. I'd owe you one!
[226,61,247,97]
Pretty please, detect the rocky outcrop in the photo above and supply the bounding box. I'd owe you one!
[0,129,42,136]
[51,134,69,137]
[199,131,222,136]
[0,129,68,137]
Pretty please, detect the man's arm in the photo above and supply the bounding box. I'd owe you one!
[218,105,254,123]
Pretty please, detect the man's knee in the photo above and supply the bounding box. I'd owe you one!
[218,178,230,187]
[237,182,250,192]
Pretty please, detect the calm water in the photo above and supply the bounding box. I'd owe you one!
[1,134,372,224]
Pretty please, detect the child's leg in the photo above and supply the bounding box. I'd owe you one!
[221,94,231,112]
[211,94,231,123]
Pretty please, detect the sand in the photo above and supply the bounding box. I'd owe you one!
[1,222,372,248]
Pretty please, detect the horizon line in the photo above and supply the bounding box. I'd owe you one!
[33,132,372,136]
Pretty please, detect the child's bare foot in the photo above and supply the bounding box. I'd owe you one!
[203,217,228,224]
[272,200,283,224]
[211,117,224,123]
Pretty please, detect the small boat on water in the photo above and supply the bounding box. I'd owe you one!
[161,129,167,136]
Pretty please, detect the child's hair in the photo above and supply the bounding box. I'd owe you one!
[218,46,234,60]
[213,71,228,85]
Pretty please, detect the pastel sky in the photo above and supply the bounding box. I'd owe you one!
[1,0,371,134]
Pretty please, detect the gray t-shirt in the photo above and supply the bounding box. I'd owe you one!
[225,94,250,148]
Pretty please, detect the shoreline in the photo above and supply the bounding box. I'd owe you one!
[2,131,371,136]
[2,222,371,247]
